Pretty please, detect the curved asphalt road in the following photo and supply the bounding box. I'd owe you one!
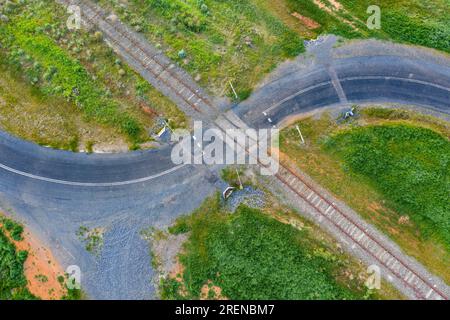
[0,38,449,299]
[238,55,450,127]
[0,130,180,185]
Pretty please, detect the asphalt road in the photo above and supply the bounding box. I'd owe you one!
[0,130,180,184]
[0,148,220,299]
[0,37,449,299]
[238,55,450,128]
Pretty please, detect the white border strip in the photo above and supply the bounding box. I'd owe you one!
[0,163,186,187]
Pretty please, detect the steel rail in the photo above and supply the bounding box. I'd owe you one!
[75,0,209,114]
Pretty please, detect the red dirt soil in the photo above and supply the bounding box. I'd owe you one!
[15,230,66,299]
[291,12,321,30]
[2,222,67,300]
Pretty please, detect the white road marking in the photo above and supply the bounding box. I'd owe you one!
[263,81,332,114]
[0,162,186,187]
[328,66,348,104]
[262,76,450,115]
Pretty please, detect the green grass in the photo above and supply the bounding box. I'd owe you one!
[323,124,450,248]
[0,4,142,141]
[0,63,112,151]
[163,195,373,300]
[0,0,186,149]
[62,286,84,300]
[97,0,304,99]
[286,0,450,53]
[1,217,24,241]
[285,0,364,39]
[0,220,36,300]
[280,108,450,283]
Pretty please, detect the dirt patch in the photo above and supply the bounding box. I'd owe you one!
[142,228,189,297]
[314,0,342,11]
[367,201,384,214]
[313,0,360,31]
[200,280,227,300]
[291,12,320,30]
[166,256,189,297]
[89,141,129,153]
[149,231,188,277]
[2,224,66,300]
[259,0,317,38]
[328,0,343,10]
[398,215,410,225]
[169,258,185,281]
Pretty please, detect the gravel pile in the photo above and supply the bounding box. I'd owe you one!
[86,218,155,300]
[225,186,265,212]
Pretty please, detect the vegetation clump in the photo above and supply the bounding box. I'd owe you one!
[0,218,36,300]
[77,225,104,255]
[162,195,372,300]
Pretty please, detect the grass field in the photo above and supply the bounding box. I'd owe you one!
[0,64,123,151]
[284,0,450,53]
[324,124,450,248]
[0,0,185,150]
[280,107,450,283]
[159,194,402,300]
[96,0,304,100]
[96,0,448,102]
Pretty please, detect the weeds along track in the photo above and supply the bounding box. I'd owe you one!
[57,0,449,300]
[57,0,217,121]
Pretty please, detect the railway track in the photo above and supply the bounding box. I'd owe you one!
[216,111,448,301]
[275,166,447,300]
[58,0,449,300]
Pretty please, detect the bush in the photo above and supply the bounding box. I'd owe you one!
[1,218,24,241]
[0,229,35,300]
[168,218,190,235]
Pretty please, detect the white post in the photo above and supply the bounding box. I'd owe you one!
[229,81,238,99]
[296,125,305,144]
[236,168,243,190]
